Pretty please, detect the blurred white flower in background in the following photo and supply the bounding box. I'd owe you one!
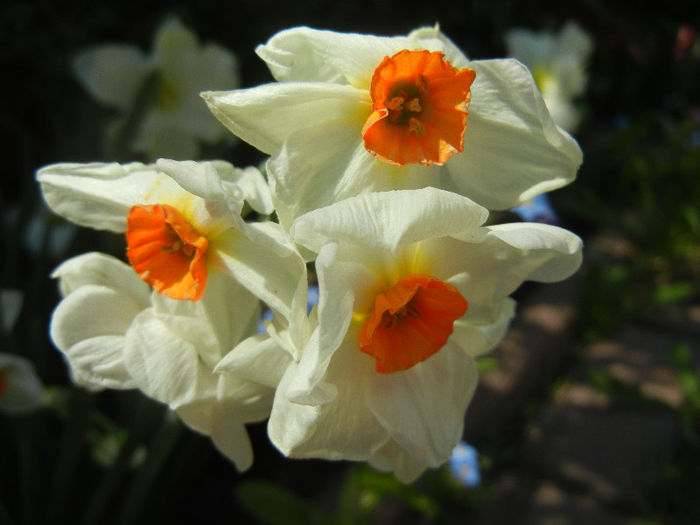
[505,22,593,133]
[73,17,239,159]
[1,289,23,333]
[0,352,46,414]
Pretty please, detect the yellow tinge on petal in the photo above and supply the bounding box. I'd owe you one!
[362,50,476,166]
[126,204,208,301]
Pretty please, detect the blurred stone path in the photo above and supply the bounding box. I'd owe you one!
[463,247,700,524]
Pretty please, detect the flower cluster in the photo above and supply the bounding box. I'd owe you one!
[38,25,583,482]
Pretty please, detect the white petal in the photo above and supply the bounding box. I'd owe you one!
[285,244,376,403]
[175,375,270,436]
[268,120,462,231]
[407,25,471,67]
[214,221,309,350]
[60,335,135,390]
[291,188,487,255]
[266,117,378,231]
[451,298,516,357]
[49,285,142,389]
[51,252,150,304]
[227,166,274,216]
[155,159,242,216]
[216,333,292,388]
[72,45,151,109]
[209,419,254,471]
[446,58,582,209]
[123,309,217,409]
[202,82,368,154]
[161,159,273,217]
[50,285,145,351]
[37,162,168,232]
[255,26,412,87]
[267,365,323,456]
[368,440,429,483]
[147,271,260,369]
[268,342,388,460]
[483,223,583,282]
[367,344,477,467]
[425,223,582,305]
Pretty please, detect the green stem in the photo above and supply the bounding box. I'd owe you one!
[115,409,184,525]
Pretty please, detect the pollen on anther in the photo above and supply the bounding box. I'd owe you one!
[409,117,425,136]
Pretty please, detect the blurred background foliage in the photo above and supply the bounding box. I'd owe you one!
[1,0,699,524]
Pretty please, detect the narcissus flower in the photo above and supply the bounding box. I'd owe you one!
[505,22,593,132]
[203,25,583,229]
[74,17,239,159]
[218,188,582,481]
[38,159,309,469]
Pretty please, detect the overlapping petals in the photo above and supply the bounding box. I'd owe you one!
[39,159,311,469]
[41,23,588,483]
[203,25,582,229]
[37,159,308,340]
[50,252,270,470]
[220,188,582,480]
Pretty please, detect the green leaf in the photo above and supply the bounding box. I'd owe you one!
[654,282,693,305]
[236,480,325,525]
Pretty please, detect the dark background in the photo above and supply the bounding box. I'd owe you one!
[2,1,699,524]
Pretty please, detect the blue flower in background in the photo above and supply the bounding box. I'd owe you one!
[258,284,319,332]
[448,441,481,487]
[510,193,559,224]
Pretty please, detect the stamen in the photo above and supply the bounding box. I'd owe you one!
[126,204,208,301]
[362,49,476,166]
[405,97,421,113]
[358,274,468,373]
[408,117,424,136]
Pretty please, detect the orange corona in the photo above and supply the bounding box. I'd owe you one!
[126,204,208,301]
[362,50,476,166]
[359,274,468,373]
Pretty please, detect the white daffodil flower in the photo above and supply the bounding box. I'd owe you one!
[0,353,46,414]
[218,188,583,481]
[203,25,583,230]
[74,17,239,159]
[505,22,593,132]
[37,159,309,469]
